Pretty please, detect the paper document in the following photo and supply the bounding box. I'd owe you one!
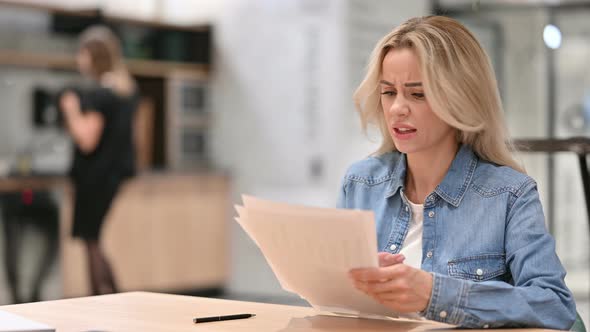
[235,195,420,320]
[0,310,54,332]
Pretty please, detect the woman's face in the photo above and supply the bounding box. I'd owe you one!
[77,48,94,78]
[380,48,457,156]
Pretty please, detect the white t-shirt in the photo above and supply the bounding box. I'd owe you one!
[400,194,424,269]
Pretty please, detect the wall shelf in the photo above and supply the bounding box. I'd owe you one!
[0,0,212,79]
[0,50,209,79]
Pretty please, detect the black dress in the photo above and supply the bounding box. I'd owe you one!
[69,85,138,240]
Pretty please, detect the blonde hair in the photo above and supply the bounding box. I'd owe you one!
[354,15,524,173]
[79,25,135,96]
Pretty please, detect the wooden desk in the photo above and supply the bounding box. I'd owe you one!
[0,292,560,332]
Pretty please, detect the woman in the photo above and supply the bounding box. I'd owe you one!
[341,16,577,329]
[60,25,138,295]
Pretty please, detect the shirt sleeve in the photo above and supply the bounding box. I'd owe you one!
[82,87,111,119]
[336,176,349,209]
[421,180,577,330]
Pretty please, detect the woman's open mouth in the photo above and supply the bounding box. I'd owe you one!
[392,126,417,140]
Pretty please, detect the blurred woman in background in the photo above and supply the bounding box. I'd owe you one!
[60,25,138,295]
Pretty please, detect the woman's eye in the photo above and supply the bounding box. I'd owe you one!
[381,91,396,96]
[412,93,425,100]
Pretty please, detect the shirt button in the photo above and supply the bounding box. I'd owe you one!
[439,310,447,318]
[483,324,490,329]
[405,206,409,212]
[426,251,433,258]
[390,244,397,251]
[476,268,484,276]
[428,211,435,218]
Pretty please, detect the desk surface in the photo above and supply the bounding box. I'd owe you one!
[0,175,67,192]
[0,292,560,332]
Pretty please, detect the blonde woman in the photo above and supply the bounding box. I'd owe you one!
[342,16,577,329]
[60,26,138,295]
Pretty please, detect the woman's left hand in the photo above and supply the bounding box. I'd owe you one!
[349,260,433,313]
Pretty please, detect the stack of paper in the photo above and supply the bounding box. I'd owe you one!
[235,195,419,320]
[0,310,54,332]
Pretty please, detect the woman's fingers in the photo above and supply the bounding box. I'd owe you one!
[350,263,409,282]
[378,252,405,267]
[349,253,406,281]
[351,265,433,313]
[60,91,79,112]
[349,267,389,282]
[353,276,411,294]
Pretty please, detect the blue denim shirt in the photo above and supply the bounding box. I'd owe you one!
[337,144,576,329]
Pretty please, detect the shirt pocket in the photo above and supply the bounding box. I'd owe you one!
[447,253,506,282]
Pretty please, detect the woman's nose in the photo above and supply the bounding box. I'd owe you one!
[388,96,410,117]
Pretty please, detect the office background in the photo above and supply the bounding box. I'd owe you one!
[0,0,587,326]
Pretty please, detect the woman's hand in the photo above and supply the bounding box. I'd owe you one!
[349,252,433,313]
[60,90,81,118]
[377,252,406,266]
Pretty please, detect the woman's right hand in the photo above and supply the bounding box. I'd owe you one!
[60,90,81,118]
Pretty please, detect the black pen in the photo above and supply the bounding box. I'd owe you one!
[193,313,256,323]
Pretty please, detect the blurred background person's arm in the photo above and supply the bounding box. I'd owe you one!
[59,90,104,154]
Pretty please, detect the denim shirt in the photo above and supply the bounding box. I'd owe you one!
[337,144,576,330]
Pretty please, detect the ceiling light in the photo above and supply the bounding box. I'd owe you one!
[543,24,562,49]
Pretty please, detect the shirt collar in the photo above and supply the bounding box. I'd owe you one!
[385,144,478,207]
[385,153,407,199]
